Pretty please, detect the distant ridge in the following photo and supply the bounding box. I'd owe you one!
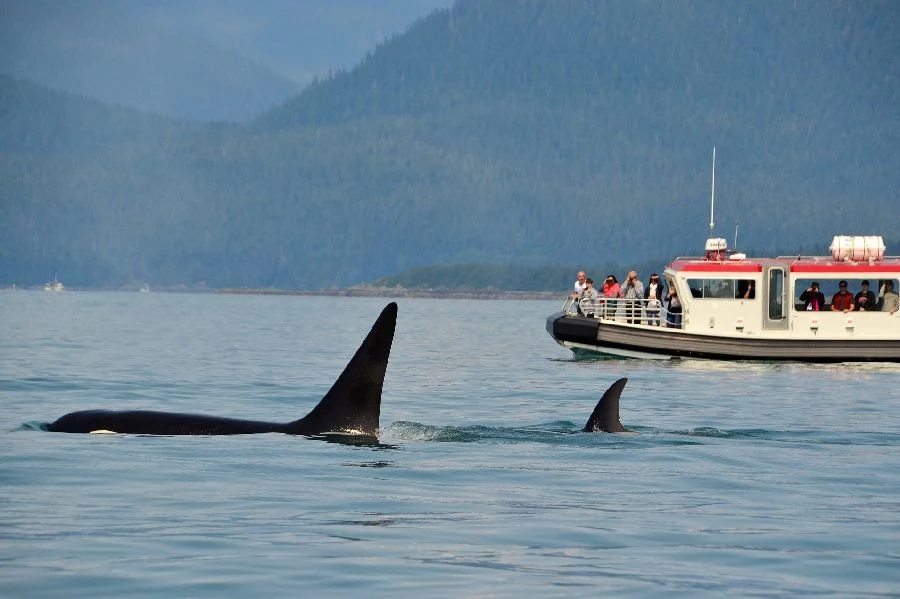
[0,0,453,122]
[0,1,299,122]
[1,0,897,289]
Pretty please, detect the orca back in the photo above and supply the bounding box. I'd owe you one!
[44,302,398,437]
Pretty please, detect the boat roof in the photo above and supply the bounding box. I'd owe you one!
[668,255,900,275]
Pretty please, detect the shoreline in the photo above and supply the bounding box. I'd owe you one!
[3,284,561,301]
[217,287,561,301]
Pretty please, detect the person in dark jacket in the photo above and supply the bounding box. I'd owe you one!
[643,273,666,326]
[854,280,877,311]
[799,282,825,311]
[666,286,682,328]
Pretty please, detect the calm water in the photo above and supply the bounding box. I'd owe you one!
[2,291,899,597]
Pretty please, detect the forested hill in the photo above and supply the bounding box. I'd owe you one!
[2,0,898,290]
[0,76,206,154]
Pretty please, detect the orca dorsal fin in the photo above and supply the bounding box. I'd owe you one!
[583,377,628,433]
[289,302,397,437]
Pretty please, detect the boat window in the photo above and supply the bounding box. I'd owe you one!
[793,278,900,311]
[768,269,785,319]
[685,278,756,299]
[735,279,756,299]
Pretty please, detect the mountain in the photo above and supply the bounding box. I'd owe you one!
[1,0,898,289]
[0,0,453,122]
[122,0,457,89]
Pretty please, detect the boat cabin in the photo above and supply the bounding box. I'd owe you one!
[665,236,898,340]
[547,235,900,361]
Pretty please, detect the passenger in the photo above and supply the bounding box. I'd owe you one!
[830,280,855,312]
[799,282,825,311]
[580,278,599,317]
[571,270,588,314]
[854,280,877,312]
[571,270,587,300]
[738,280,755,299]
[620,271,644,324]
[879,280,899,314]
[666,286,682,328]
[643,273,666,326]
[601,274,622,319]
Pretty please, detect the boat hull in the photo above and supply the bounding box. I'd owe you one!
[546,312,900,362]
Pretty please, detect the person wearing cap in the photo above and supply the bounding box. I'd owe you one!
[854,280,877,312]
[799,282,825,311]
[830,280,855,312]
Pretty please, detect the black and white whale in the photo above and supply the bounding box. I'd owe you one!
[583,377,629,433]
[43,302,397,437]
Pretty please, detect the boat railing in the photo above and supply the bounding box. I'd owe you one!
[563,296,681,328]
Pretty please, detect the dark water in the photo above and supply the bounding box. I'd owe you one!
[2,291,899,597]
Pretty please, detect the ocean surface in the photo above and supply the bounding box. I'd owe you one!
[2,290,899,598]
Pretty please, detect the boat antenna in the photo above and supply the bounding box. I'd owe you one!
[709,146,716,235]
[734,222,741,250]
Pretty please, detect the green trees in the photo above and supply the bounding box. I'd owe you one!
[1,1,897,289]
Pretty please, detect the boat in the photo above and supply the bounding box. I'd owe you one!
[44,276,64,292]
[546,150,900,362]
[546,235,900,362]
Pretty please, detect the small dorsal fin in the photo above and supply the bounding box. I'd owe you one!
[583,377,628,433]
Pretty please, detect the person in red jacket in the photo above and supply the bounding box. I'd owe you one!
[830,280,855,312]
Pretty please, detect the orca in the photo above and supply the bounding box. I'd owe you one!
[583,377,628,433]
[43,302,397,437]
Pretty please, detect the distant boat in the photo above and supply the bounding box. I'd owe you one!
[139,283,150,293]
[44,276,64,292]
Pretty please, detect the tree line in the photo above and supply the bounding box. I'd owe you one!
[1,0,897,289]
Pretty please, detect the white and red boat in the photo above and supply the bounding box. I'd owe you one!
[546,235,900,362]
[549,150,899,362]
